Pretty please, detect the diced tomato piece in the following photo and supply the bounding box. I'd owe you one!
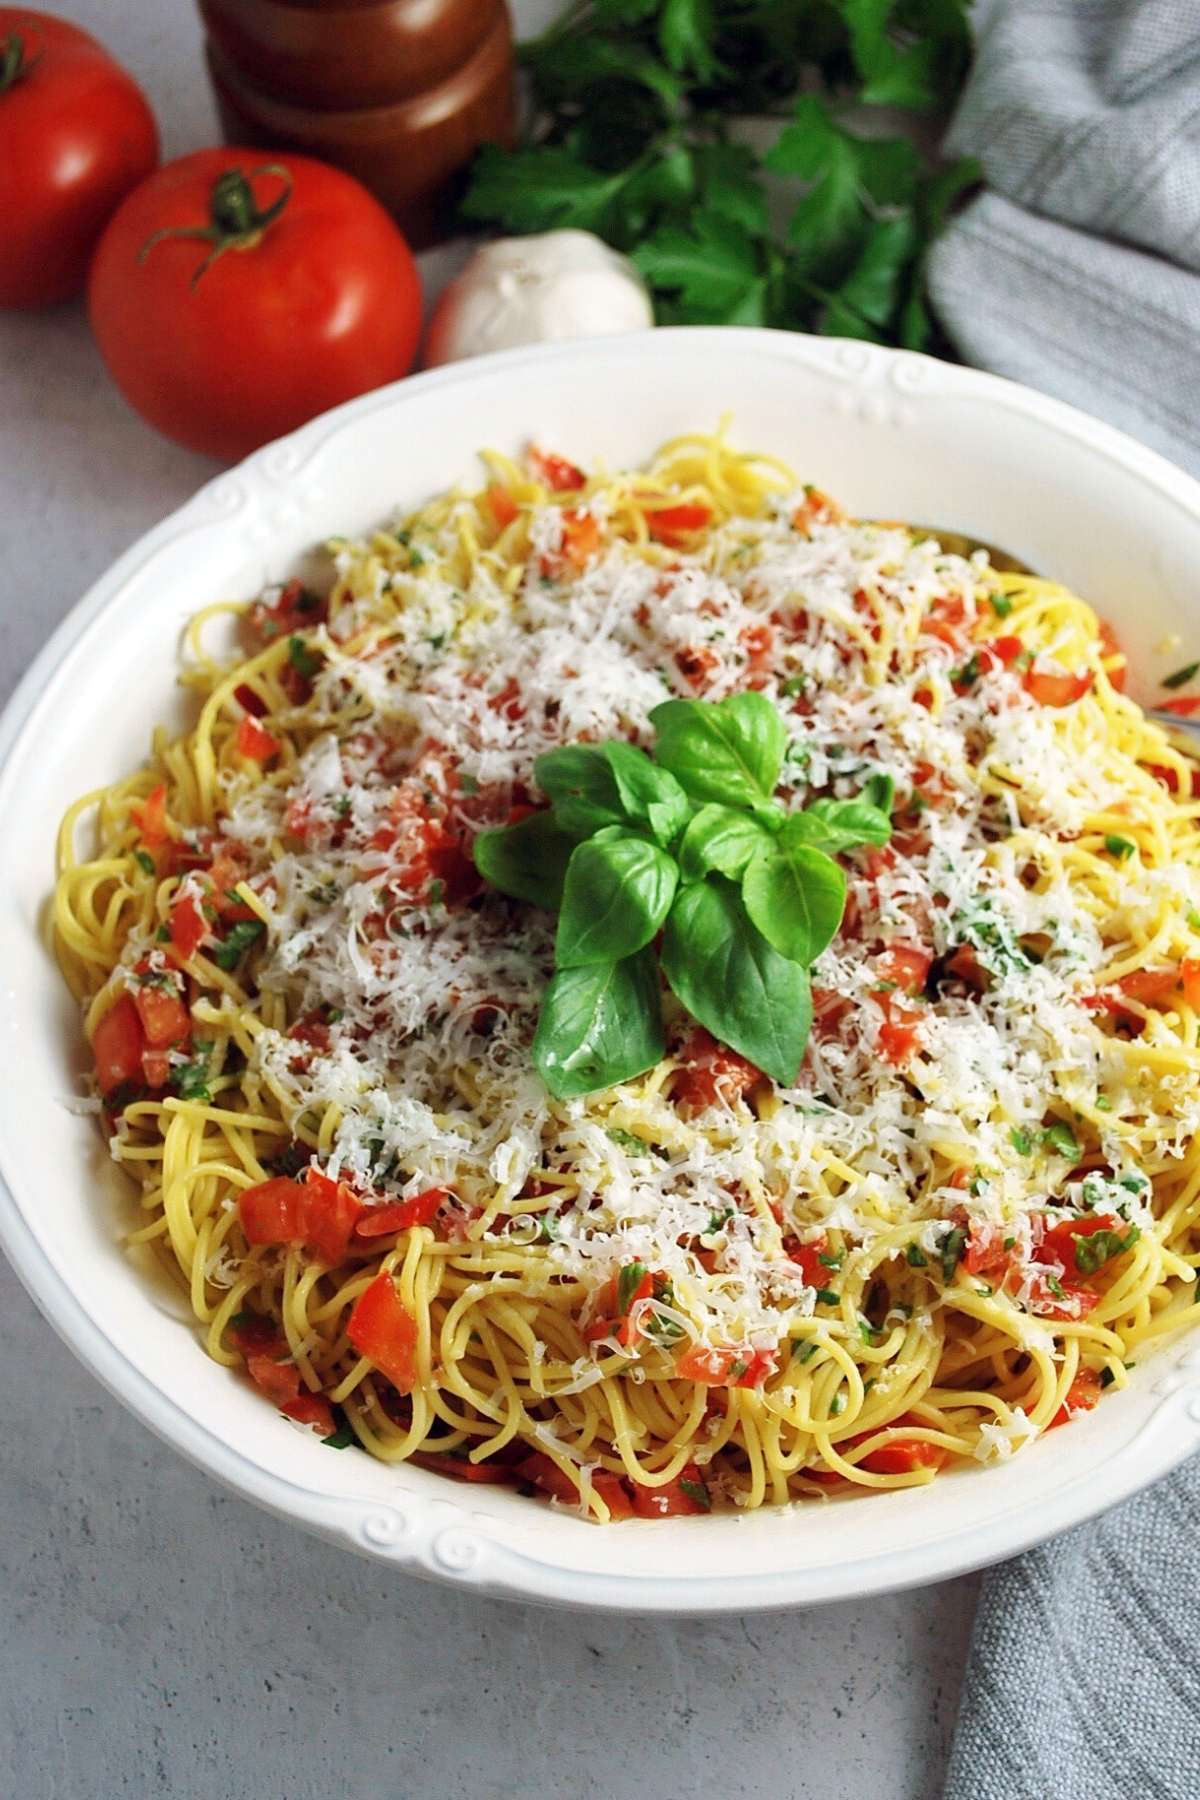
[1182,958,1200,1009]
[1158,695,1200,717]
[1024,665,1092,706]
[1049,1367,1104,1429]
[647,503,712,546]
[791,489,842,535]
[920,595,968,651]
[169,893,207,961]
[1116,965,1179,1005]
[874,992,923,1065]
[628,1463,710,1517]
[486,485,520,528]
[529,448,585,492]
[1024,1269,1098,1320]
[785,1233,829,1286]
[1035,1212,1127,1278]
[240,1175,306,1245]
[963,1222,1016,1277]
[239,1169,362,1266]
[410,1450,521,1485]
[279,1392,336,1436]
[300,1169,364,1265]
[858,1416,947,1475]
[228,1317,303,1406]
[132,982,190,1050]
[1097,620,1127,692]
[1144,760,1200,798]
[740,621,775,670]
[246,1353,302,1405]
[347,1273,420,1393]
[517,1453,634,1519]
[1085,965,1179,1023]
[674,1028,765,1109]
[287,1013,331,1054]
[248,579,327,645]
[131,783,169,848]
[561,509,601,569]
[583,1265,659,1349]
[811,986,855,1043]
[236,714,281,760]
[987,635,1024,667]
[674,645,720,689]
[354,1187,452,1239]
[285,796,312,840]
[141,1048,171,1087]
[875,944,931,997]
[206,845,256,922]
[92,994,145,1096]
[675,1343,777,1388]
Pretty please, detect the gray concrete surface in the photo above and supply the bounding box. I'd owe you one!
[0,4,979,1795]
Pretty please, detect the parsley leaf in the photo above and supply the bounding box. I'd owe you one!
[172,1042,214,1103]
[633,211,767,325]
[460,2,976,349]
[1163,661,1200,691]
[1042,1122,1080,1161]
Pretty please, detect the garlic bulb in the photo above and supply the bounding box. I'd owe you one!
[423,229,654,366]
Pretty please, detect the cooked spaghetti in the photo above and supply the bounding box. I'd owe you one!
[53,432,1200,1521]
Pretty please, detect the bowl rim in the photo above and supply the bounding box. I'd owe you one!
[5,325,1200,1613]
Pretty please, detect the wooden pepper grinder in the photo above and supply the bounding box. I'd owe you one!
[198,0,516,248]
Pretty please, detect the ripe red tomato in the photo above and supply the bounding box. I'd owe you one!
[88,148,422,460]
[0,9,158,308]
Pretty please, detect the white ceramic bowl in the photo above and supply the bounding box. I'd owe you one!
[4,328,1200,1613]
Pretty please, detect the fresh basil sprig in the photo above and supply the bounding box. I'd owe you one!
[473,692,893,1097]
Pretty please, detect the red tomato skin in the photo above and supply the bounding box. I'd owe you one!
[169,893,208,962]
[647,503,712,546]
[0,10,159,308]
[92,993,144,1095]
[347,1272,420,1393]
[629,1464,709,1517]
[279,1392,335,1435]
[88,148,422,460]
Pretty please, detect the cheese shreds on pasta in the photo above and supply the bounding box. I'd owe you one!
[53,431,1200,1520]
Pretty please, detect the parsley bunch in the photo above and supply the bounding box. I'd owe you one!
[474,692,892,1096]
[461,0,979,349]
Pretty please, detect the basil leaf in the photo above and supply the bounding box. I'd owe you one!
[677,803,776,881]
[782,797,892,855]
[650,691,786,807]
[617,1260,649,1314]
[473,811,575,908]
[213,919,265,970]
[555,832,678,966]
[660,878,812,1085]
[533,744,626,836]
[742,841,846,964]
[1073,1223,1140,1275]
[861,773,895,815]
[533,948,665,1099]
[603,741,691,846]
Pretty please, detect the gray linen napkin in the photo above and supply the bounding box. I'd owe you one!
[928,0,1200,478]
[937,6,1200,1795]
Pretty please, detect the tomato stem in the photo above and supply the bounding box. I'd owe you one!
[0,32,41,93]
[138,163,293,288]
